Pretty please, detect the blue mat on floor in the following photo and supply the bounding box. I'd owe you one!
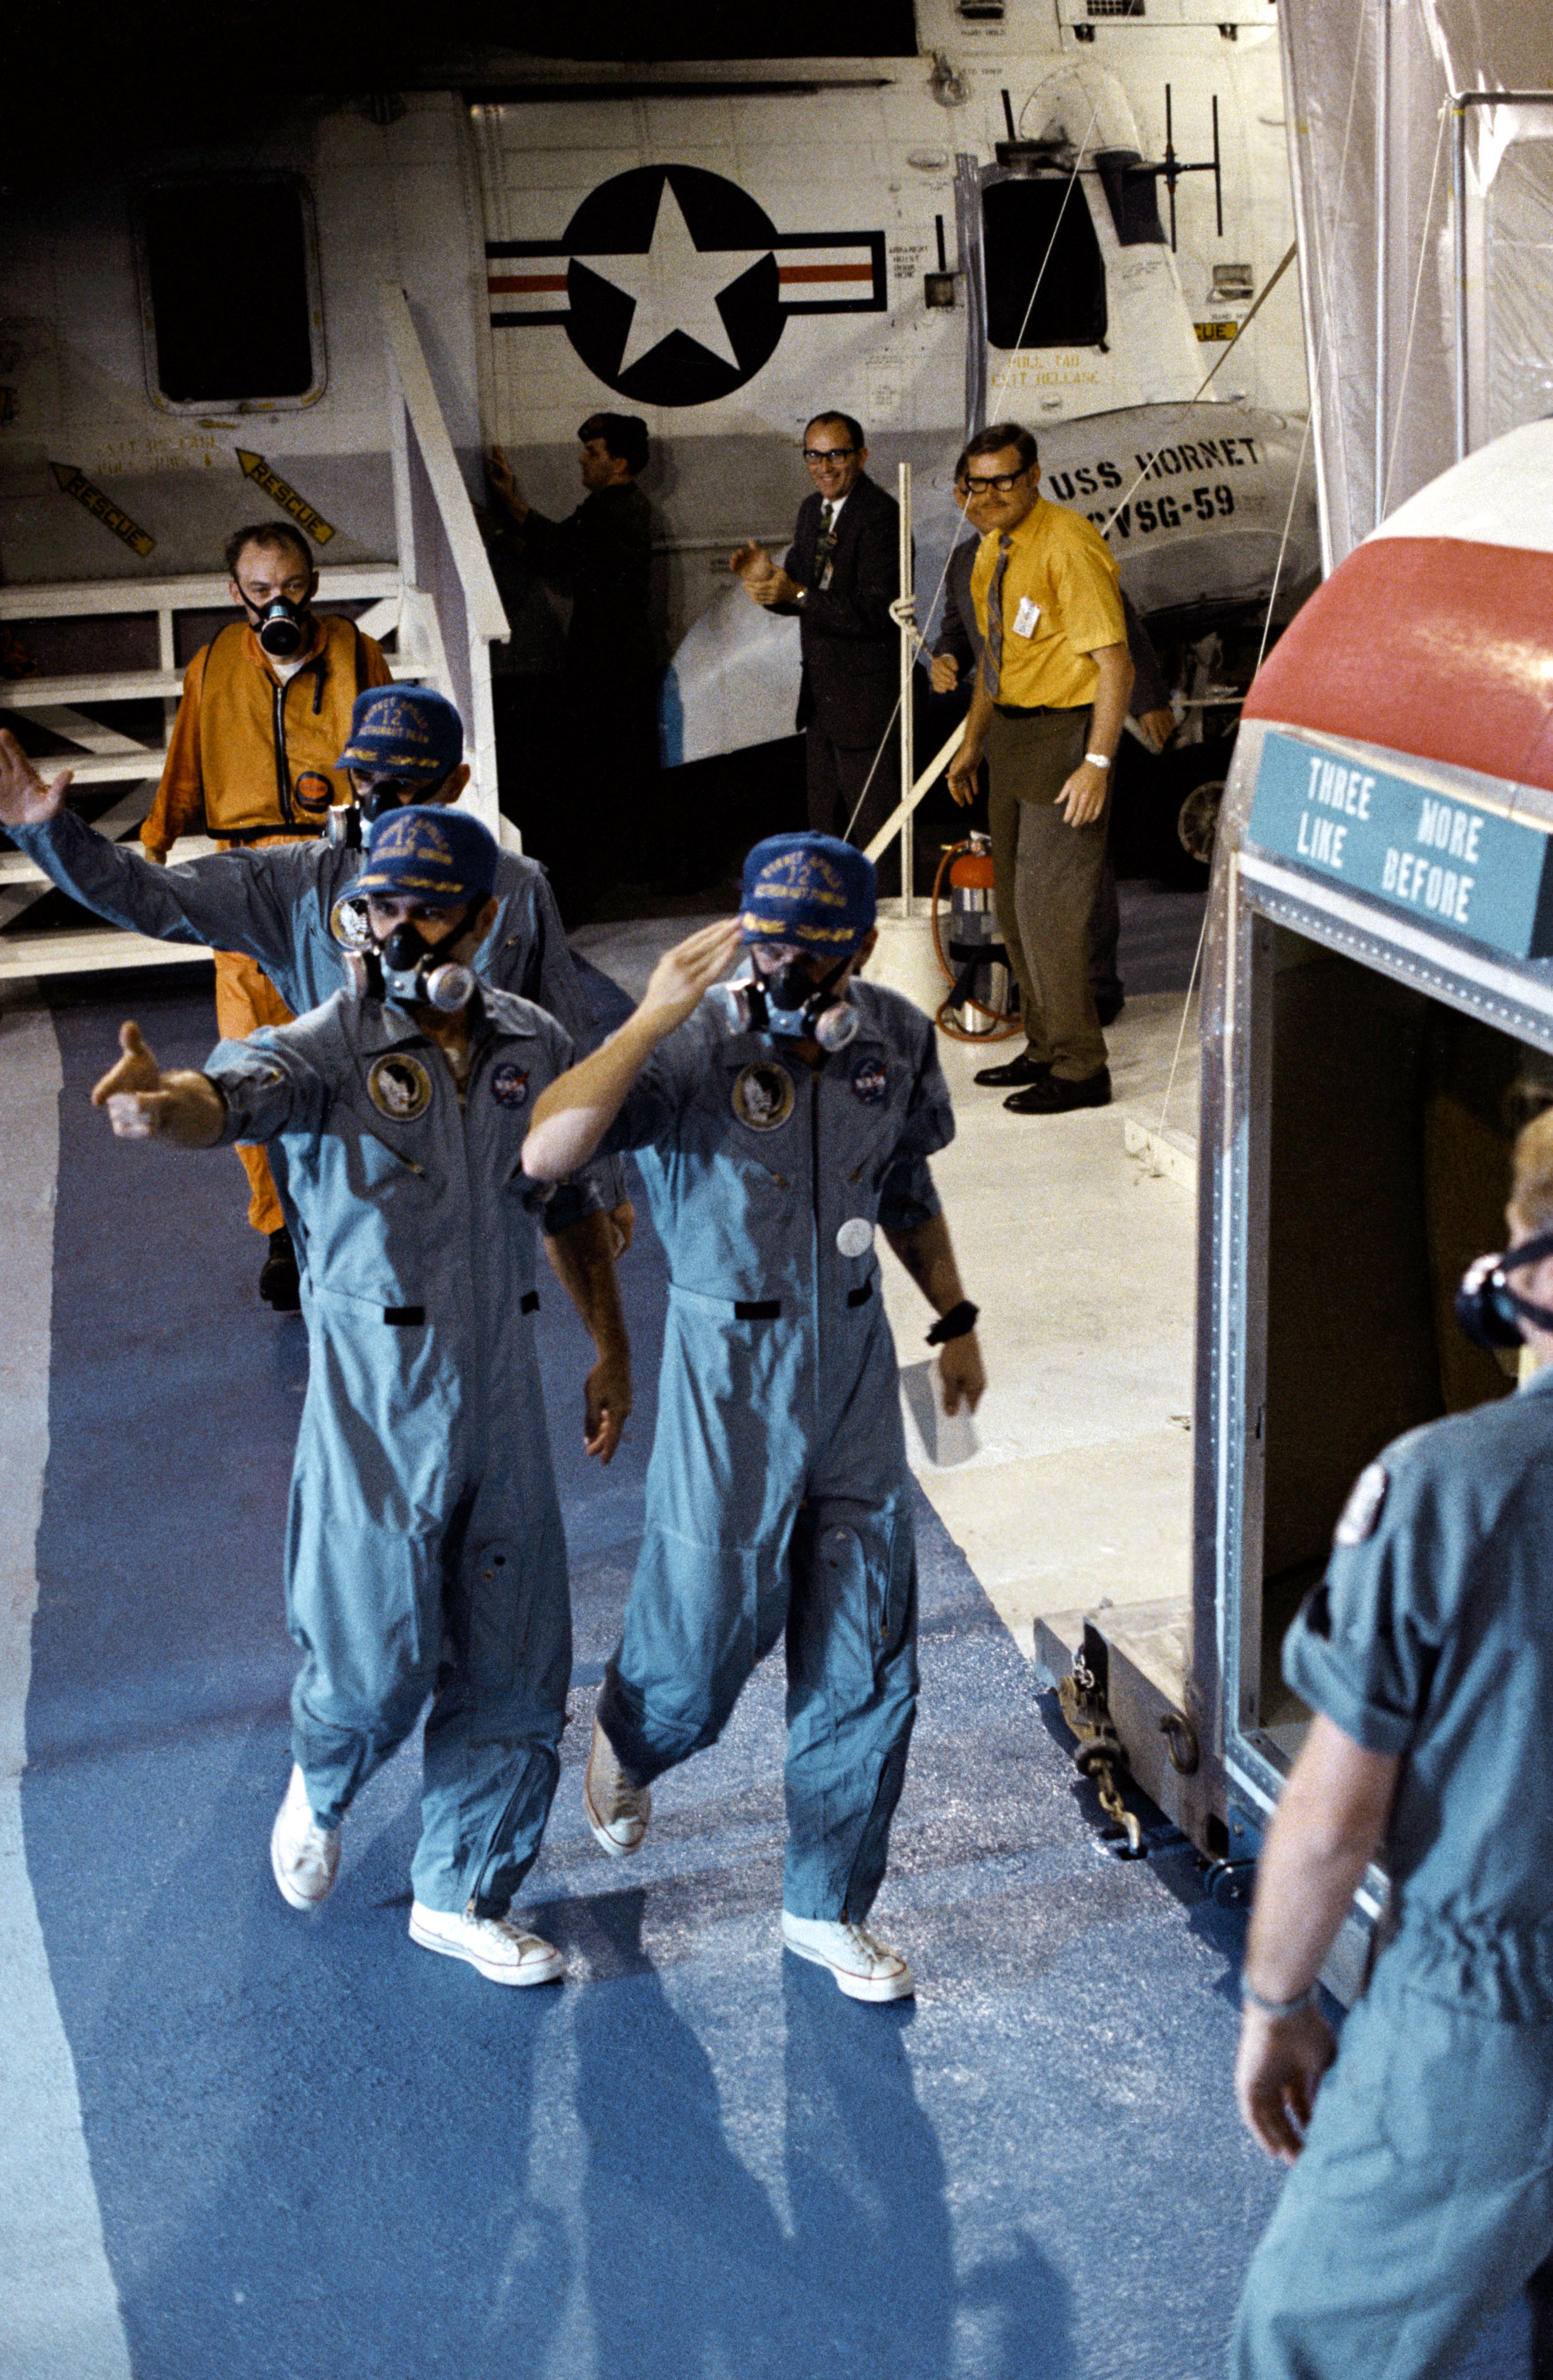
[20,977,1527,2379]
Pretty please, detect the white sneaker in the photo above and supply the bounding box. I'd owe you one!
[582,1717,652,1857]
[270,1764,341,1911]
[408,1902,564,1986]
[781,1911,916,2002]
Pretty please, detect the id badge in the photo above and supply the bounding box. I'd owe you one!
[1012,595,1042,638]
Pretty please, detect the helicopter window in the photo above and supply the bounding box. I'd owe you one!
[137,176,323,410]
[982,178,1107,348]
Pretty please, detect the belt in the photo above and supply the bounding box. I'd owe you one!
[382,1289,540,1327]
[216,824,324,847]
[730,1280,874,1321]
[993,701,1087,720]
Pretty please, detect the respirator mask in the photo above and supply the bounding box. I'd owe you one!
[246,593,310,660]
[720,948,859,1051]
[360,912,477,1013]
[326,778,422,851]
[1454,1226,1553,1348]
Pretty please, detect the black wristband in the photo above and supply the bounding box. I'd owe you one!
[926,1299,979,1346]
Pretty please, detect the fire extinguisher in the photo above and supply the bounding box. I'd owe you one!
[930,834,1022,1043]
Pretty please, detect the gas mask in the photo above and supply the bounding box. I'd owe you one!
[360,912,477,1013]
[326,780,421,851]
[719,950,859,1050]
[1454,1227,1553,1348]
[246,593,311,660]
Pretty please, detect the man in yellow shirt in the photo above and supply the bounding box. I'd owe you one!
[946,425,1133,1112]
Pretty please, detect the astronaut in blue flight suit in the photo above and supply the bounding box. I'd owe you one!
[521,834,987,2003]
[1230,1103,1553,2377]
[92,805,631,1988]
[0,693,633,1302]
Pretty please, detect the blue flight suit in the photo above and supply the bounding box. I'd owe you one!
[9,805,625,1209]
[208,984,583,1914]
[1232,1365,1553,2380]
[594,977,954,1921]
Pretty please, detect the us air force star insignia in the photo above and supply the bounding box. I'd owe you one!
[487,164,887,409]
[368,1053,433,1122]
[732,1061,795,1132]
[1333,1462,1388,1547]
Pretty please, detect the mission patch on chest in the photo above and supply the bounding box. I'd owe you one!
[732,1061,795,1132]
[368,1052,433,1122]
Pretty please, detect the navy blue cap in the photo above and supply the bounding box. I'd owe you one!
[354,806,498,903]
[336,686,463,784]
[739,833,876,954]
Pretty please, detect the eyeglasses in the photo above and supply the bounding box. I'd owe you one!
[803,446,857,463]
[956,469,1030,495]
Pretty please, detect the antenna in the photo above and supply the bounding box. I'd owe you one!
[1001,89,1018,143]
[935,213,948,273]
[1139,85,1225,252]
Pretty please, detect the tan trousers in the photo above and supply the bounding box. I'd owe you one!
[985,705,1109,1081]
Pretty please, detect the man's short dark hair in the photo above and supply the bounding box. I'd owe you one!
[225,521,314,580]
[804,411,866,452]
[962,423,1039,473]
[579,412,649,476]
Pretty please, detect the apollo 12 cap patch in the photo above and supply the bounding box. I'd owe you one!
[1333,1462,1388,1547]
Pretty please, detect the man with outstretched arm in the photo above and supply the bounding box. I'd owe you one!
[522,833,985,2003]
[1229,1103,1553,2375]
[93,805,630,1988]
[0,690,633,1263]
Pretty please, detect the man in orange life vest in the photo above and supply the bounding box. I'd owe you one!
[139,519,393,1308]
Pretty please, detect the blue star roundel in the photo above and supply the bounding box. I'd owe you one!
[487,164,887,409]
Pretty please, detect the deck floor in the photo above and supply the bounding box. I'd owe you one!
[0,895,1530,2378]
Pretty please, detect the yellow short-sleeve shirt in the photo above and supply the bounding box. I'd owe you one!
[971,498,1126,709]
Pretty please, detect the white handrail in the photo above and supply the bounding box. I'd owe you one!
[865,724,965,867]
[378,286,508,645]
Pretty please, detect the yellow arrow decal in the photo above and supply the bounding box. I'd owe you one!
[235,450,337,545]
[49,463,156,556]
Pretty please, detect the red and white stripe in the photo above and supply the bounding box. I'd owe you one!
[775,245,878,306]
[1245,421,1553,796]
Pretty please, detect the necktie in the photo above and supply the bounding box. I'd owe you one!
[983,532,1012,700]
[813,501,835,586]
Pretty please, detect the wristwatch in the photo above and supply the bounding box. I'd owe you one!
[1083,750,1112,769]
[795,586,809,607]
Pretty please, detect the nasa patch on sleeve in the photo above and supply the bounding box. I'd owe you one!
[1333,1462,1388,1547]
[490,1062,532,1109]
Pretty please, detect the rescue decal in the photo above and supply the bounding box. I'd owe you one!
[235,450,337,544]
[1333,1463,1388,1548]
[850,1055,889,1107]
[489,1062,532,1109]
[368,1053,433,1122]
[49,462,155,555]
[487,164,885,407]
[732,1061,795,1132]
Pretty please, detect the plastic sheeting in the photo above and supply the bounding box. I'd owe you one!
[1278,0,1553,570]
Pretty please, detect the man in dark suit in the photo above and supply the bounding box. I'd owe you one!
[731,411,901,853]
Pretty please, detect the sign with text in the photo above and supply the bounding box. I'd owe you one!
[235,450,335,544]
[1247,728,1553,960]
[50,462,155,555]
